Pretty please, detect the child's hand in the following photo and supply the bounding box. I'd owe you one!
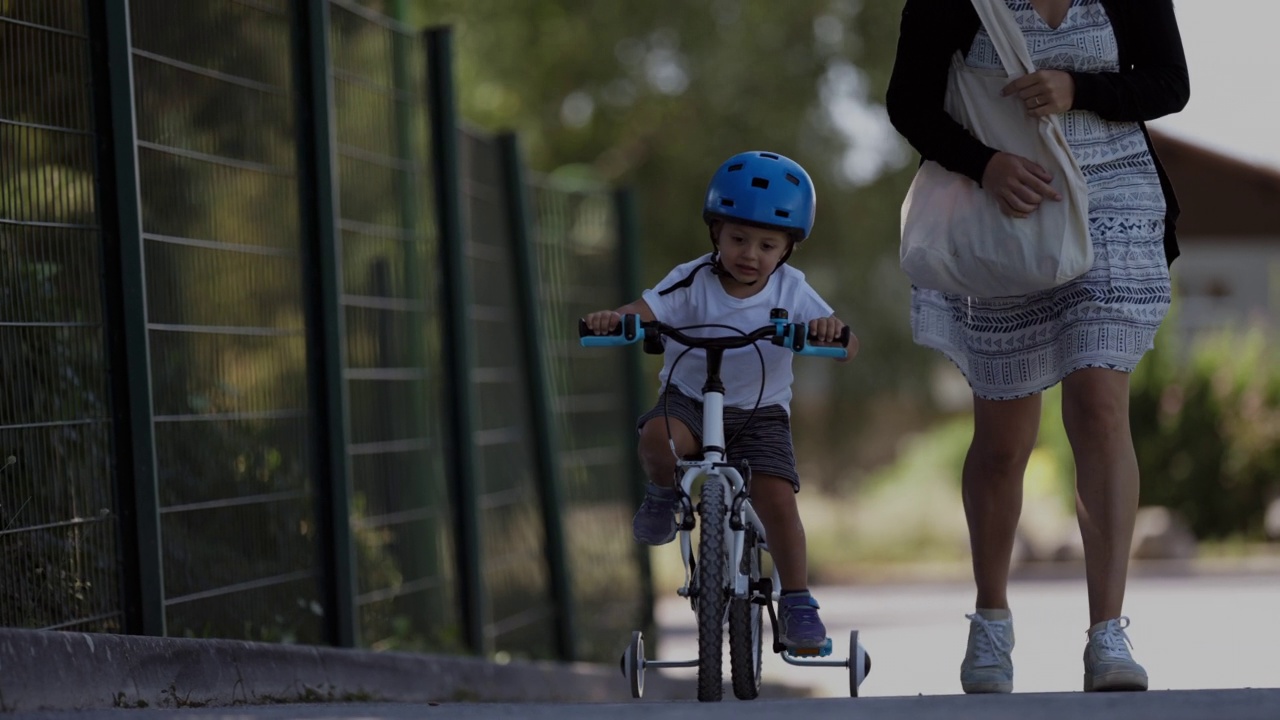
[808,316,846,344]
[583,310,622,335]
[808,316,858,361]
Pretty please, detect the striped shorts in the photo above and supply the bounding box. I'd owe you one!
[636,387,800,490]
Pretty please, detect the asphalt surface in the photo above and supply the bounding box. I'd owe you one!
[19,688,1280,720]
[652,563,1280,698]
[8,561,1279,719]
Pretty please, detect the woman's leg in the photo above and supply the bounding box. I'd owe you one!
[965,394,1042,610]
[1060,368,1139,626]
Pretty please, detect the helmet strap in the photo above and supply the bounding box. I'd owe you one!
[707,226,727,276]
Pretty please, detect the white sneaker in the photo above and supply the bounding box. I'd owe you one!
[1083,616,1148,692]
[960,610,1014,694]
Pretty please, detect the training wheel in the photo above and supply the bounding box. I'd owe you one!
[847,630,870,697]
[622,630,645,698]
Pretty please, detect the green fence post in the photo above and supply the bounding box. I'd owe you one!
[389,2,422,361]
[425,25,487,656]
[86,0,166,637]
[498,132,577,661]
[388,0,441,621]
[613,187,654,635]
[292,0,357,648]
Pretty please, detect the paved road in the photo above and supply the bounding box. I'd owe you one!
[21,565,1280,720]
[24,689,1280,720]
[651,565,1280,698]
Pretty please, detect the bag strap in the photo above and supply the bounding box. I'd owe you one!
[969,0,1037,77]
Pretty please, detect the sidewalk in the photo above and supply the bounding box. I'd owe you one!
[652,559,1280,698]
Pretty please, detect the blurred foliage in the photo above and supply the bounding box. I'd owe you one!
[1132,321,1280,539]
[410,0,931,484]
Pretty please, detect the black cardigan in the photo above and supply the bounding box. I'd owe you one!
[885,0,1191,265]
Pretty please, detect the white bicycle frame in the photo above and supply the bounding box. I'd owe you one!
[673,387,779,605]
[592,313,868,698]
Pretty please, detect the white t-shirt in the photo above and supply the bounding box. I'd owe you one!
[641,253,834,414]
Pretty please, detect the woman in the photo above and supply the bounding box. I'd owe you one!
[885,0,1189,694]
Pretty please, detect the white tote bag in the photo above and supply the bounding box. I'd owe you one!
[899,0,1091,298]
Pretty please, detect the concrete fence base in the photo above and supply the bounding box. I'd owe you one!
[0,628,804,711]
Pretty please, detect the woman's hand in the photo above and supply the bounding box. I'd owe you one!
[582,310,622,335]
[981,152,1063,218]
[1002,69,1076,118]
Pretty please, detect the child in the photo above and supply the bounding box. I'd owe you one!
[582,150,857,651]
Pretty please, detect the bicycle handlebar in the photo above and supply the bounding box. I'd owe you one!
[578,309,850,359]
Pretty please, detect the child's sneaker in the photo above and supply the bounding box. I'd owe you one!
[1083,616,1148,692]
[960,609,1014,694]
[631,483,679,545]
[778,591,828,650]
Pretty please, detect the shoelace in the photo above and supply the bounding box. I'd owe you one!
[1091,616,1136,660]
[783,597,821,629]
[965,612,1012,667]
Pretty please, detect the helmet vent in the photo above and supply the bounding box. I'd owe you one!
[727,163,744,172]
[760,153,779,159]
[774,209,791,219]
[750,177,769,189]
[785,173,800,186]
[720,199,735,207]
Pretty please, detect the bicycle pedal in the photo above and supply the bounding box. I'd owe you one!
[784,637,833,658]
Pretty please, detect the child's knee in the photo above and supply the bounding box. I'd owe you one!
[637,418,693,479]
[636,440,672,478]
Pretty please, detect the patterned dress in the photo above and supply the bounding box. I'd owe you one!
[912,0,1171,400]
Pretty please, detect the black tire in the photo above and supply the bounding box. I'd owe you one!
[695,478,727,702]
[729,527,763,700]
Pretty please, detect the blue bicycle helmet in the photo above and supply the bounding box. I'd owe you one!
[702,151,816,241]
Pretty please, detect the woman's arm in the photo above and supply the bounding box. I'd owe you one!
[885,0,994,185]
[1069,0,1190,122]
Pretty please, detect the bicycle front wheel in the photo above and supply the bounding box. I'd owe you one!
[729,526,763,700]
[695,477,727,702]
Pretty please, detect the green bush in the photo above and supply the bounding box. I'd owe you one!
[1131,323,1280,539]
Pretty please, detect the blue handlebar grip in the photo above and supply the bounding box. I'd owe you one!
[795,321,849,359]
[579,314,641,347]
[796,344,847,359]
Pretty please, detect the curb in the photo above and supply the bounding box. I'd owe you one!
[0,628,807,712]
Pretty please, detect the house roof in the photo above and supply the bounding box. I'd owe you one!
[1150,129,1280,239]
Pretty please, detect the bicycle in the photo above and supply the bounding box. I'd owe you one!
[579,308,871,702]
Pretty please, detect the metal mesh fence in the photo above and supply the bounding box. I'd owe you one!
[0,1,122,632]
[458,127,556,658]
[0,2,647,661]
[128,0,322,642]
[530,180,647,663]
[329,0,461,652]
